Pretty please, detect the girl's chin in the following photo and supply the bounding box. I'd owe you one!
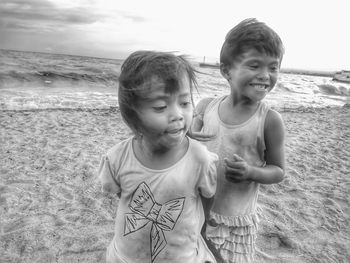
[162,133,188,149]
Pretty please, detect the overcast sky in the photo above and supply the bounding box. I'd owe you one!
[1,0,349,71]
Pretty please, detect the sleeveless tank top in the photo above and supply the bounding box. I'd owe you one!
[201,96,269,217]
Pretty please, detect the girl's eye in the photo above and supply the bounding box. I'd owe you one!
[153,106,166,111]
[270,66,279,72]
[181,101,191,107]
[248,64,259,69]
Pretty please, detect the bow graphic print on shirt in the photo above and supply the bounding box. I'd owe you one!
[124,182,185,262]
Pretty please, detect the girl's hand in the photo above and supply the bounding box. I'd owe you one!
[224,154,252,183]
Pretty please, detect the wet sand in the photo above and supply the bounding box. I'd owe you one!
[1,106,349,262]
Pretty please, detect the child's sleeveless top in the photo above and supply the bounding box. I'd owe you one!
[202,96,269,222]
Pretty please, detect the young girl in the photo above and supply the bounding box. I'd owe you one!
[192,19,286,262]
[98,50,218,263]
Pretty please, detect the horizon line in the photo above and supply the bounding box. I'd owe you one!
[0,48,346,73]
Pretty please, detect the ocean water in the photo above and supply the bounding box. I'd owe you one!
[0,49,349,111]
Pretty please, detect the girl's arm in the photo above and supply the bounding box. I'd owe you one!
[191,97,213,132]
[259,109,285,183]
[200,194,225,263]
[224,109,285,184]
[190,98,216,141]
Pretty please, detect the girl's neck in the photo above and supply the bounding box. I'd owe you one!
[133,136,189,170]
[219,95,260,125]
[227,93,260,108]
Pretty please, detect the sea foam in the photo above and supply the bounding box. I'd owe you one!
[1,49,349,111]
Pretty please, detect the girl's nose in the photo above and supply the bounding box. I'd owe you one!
[169,105,183,122]
[257,68,270,81]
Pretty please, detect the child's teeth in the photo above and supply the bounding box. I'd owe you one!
[254,85,265,89]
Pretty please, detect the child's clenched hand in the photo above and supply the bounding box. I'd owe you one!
[224,154,252,183]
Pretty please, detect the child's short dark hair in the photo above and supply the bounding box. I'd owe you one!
[220,18,285,67]
[118,50,198,134]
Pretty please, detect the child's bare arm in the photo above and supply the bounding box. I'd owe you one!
[191,98,216,141]
[225,109,285,184]
[200,195,225,263]
[202,235,225,263]
[191,97,213,132]
[260,109,285,183]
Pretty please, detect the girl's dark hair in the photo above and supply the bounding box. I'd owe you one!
[220,18,285,67]
[118,50,198,134]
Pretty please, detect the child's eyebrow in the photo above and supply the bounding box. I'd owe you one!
[146,91,191,100]
[179,92,191,98]
[143,93,170,102]
[143,95,166,102]
[245,58,280,64]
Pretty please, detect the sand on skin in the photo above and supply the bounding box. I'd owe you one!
[0,106,349,263]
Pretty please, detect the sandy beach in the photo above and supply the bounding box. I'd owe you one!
[0,105,349,263]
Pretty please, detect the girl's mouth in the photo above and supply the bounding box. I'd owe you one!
[251,84,268,90]
[166,128,183,135]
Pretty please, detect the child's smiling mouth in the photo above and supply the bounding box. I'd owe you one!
[250,84,269,90]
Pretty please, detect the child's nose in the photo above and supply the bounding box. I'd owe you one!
[169,105,183,121]
[257,68,270,80]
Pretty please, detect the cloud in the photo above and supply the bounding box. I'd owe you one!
[0,0,147,27]
[0,0,149,58]
[120,13,146,23]
[0,0,104,32]
[0,0,148,39]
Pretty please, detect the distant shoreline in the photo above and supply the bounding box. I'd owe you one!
[279,68,335,77]
[0,49,341,78]
[198,62,336,77]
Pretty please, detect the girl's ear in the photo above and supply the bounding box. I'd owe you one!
[220,63,230,80]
